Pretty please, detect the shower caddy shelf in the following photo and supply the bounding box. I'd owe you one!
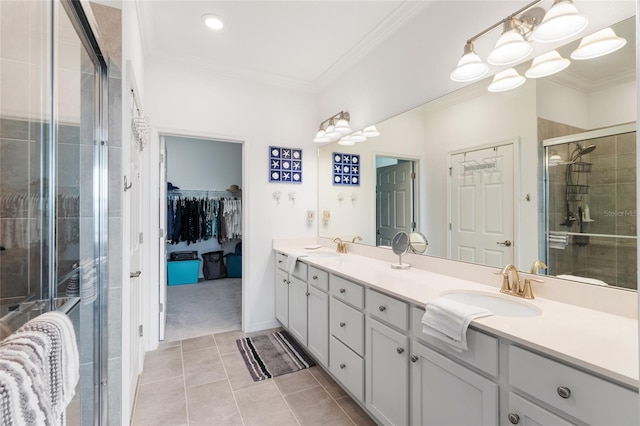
[566,161,592,202]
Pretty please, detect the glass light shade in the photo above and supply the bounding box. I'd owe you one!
[334,118,351,134]
[202,14,224,30]
[487,30,533,66]
[338,137,355,146]
[532,0,588,43]
[349,131,367,143]
[362,125,380,137]
[450,51,489,82]
[313,130,330,143]
[324,124,340,140]
[570,27,627,60]
[525,50,570,78]
[548,151,563,165]
[487,68,526,92]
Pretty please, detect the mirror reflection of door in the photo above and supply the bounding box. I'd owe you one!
[450,144,514,267]
[376,158,417,246]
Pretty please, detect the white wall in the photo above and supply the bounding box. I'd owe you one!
[145,58,318,332]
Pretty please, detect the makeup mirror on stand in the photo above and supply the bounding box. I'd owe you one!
[391,231,411,269]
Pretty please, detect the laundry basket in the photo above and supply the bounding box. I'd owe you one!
[224,242,242,278]
[202,250,227,280]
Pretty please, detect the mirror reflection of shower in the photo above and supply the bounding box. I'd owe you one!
[544,124,637,290]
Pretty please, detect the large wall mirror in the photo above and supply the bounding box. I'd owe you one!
[318,9,636,291]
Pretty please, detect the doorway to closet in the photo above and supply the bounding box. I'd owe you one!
[160,135,243,342]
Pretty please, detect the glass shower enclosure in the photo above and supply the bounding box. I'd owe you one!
[544,123,637,290]
[0,1,108,423]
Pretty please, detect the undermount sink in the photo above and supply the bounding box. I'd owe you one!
[440,291,542,318]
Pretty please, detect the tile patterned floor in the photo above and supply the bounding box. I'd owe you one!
[131,329,377,426]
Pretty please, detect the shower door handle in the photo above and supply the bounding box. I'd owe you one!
[496,240,512,247]
[130,270,142,278]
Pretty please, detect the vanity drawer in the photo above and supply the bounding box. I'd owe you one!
[330,298,364,356]
[410,306,498,377]
[275,252,308,280]
[309,266,329,292]
[329,336,364,402]
[508,345,638,425]
[366,289,408,331]
[330,275,364,309]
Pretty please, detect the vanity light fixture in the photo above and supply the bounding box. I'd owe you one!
[450,0,590,91]
[488,68,526,92]
[202,14,224,30]
[532,0,588,43]
[312,111,381,143]
[570,27,627,60]
[525,50,570,78]
[487,19,533,66]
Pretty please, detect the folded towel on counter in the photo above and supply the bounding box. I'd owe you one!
[421,298,492,352]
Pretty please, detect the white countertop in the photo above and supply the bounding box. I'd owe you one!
[274,244,639,389]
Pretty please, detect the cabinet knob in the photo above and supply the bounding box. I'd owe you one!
[312,275,318,280]
[287,280,290,285]
[340,363,346,369]
[379,305,386,312]
[306,292,310,296]
[557,386,571,399]
[282,278,287,283]
[278,260,283,264]
[410,355,418,363]
[339,288,346,294]
[396,347,404,354]
[339,322,346,328]
[507,413,520,424]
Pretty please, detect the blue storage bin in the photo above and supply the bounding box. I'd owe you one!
[225,254,242,278]
[167,260,201,285]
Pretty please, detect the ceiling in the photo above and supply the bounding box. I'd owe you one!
[136,1,430,91]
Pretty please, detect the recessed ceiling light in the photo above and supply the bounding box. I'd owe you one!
[202,14,224,30]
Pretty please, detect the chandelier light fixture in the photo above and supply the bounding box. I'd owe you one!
[313,111,381,143]
[447,0,632,93]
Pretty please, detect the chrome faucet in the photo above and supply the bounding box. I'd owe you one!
[496,264,544,299]
[333,237,348,254]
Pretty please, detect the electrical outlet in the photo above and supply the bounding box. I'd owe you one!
[323,210,331,223]
[307,210,315,225]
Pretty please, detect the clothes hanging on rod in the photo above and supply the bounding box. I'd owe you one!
[167,190,242,245]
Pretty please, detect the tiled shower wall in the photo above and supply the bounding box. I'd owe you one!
[543,118,637,289]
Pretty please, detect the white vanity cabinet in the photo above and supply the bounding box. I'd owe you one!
[288,275,308,345]
[274,252,308,333]
[365,289,410,426]
[307,266,329,367]
[410,307,499,426]
[274,268,289,327]
[507,345,639,426]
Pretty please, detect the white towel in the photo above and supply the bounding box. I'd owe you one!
[421,298,492,352]
[285,254,298,281]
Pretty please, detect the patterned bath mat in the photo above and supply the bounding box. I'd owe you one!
[236,330,315,381]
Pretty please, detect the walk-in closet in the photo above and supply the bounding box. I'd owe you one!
[162,136,243,342]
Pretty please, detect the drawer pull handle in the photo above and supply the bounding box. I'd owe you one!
[313,275,318,280]
[557,386,571,399]
[507,413,520,424]
[339,288,346,294]
[396,347,404,354]
[339,322,346,327]
[410,355,418,363]
[340,363,346,369]
[379,305,386,312]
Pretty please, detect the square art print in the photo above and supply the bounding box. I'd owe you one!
[333,152,360,185]
[269,146,302,183]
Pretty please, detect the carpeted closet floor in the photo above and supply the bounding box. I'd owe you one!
[165,277,242,342]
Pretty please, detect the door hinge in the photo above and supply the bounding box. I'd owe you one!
[139,232,143,244]
[139,325,143,337]
[411,172,416,179]
[449,223,452,230]
[160,153,165,163]
[411,221,416,230]
[159,303,164,313]
[449,167,452,176]
[159,228,164,238]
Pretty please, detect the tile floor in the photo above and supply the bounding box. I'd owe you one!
[131,329,377,426]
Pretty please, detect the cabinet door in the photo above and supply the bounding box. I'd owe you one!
[288,276,308,345]
[275,269,289,327]
[307,286,328,366]
[411,341,498,426]
[366,318,409,426]
[507,393,574,426]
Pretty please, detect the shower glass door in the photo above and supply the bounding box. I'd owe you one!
[0,1,108,423]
